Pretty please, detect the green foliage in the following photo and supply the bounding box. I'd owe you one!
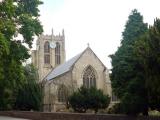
[68,87,87,113]
[87,87,110,113]
[135,18,160,111]
[0,0,43,110]
[107,103,124,114]
[122,9,148,45]
[15,64,43,111]
[110,9,149,115]
[69,86,110,113]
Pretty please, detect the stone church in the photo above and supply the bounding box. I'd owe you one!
[32,29,114,112]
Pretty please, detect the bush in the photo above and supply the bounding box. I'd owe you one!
[107,103,124,114]
[15,83,43,111]
[14,64,43,111]
[69,86,110,113]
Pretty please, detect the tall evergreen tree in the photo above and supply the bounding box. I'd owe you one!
[110,9,148,115]
[0,0,43,110]
[147,19,160,111]
[135,18,160,111]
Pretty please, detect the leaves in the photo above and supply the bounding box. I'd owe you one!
[110,9,148,115]
[69,86,110,113]
[0,0,43,110]
[135,19,160,111]
[15,64,42,111]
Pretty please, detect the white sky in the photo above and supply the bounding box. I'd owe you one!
[37,0,160,69]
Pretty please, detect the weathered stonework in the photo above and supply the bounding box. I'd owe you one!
[44,72,73,112]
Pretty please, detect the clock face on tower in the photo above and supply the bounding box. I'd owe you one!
[49,41,56,49]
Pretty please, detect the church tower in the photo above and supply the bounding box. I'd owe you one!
[31,29,66,82]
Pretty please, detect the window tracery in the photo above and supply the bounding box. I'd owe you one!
[83,66,96,88]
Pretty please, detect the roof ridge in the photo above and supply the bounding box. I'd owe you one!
[46,52,83,80]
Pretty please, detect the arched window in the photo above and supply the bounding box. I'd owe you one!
[58,85,67,102]
[44,54,50,64]
[44,41,50,53]
[55,42,61,65]
[83,66,96,88]
[44,41,50,64]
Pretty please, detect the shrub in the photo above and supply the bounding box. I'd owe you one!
[107,103,124,114]
[69,86,110,113]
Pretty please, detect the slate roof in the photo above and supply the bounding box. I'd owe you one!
[46,53,82,80]
[45,47,106,81]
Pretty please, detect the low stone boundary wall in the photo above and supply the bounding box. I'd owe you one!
[0,111,160,120]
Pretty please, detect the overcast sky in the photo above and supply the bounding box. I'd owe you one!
[37,0,160,69]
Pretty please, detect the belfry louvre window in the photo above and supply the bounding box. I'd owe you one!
[55,42,61,65]
[44,55,50,64]
[83,66,96,88]
[44,41,50,64]
[44,41,50,53]
[58,85,67,102]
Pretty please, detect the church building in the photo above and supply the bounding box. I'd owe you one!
[32,29,113,112]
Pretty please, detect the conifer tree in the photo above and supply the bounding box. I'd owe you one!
[135,18,160,111]
[110,9,148,115]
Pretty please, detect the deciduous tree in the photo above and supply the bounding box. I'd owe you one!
[15,64,43,111]
[0,0,43,110]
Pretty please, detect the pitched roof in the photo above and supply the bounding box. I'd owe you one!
[46,52,82,80]
[45,47,106,81]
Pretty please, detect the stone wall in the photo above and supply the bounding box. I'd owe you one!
[44,71,73,112]
[0,111,160,120]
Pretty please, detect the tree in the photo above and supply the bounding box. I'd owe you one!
[87,87,110,113]
[68,87,88,113]
[15,64,43,111]
[68,86,110,113]
[110,9,149,115]
[135,18,160,111]
[0,0,43,110]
